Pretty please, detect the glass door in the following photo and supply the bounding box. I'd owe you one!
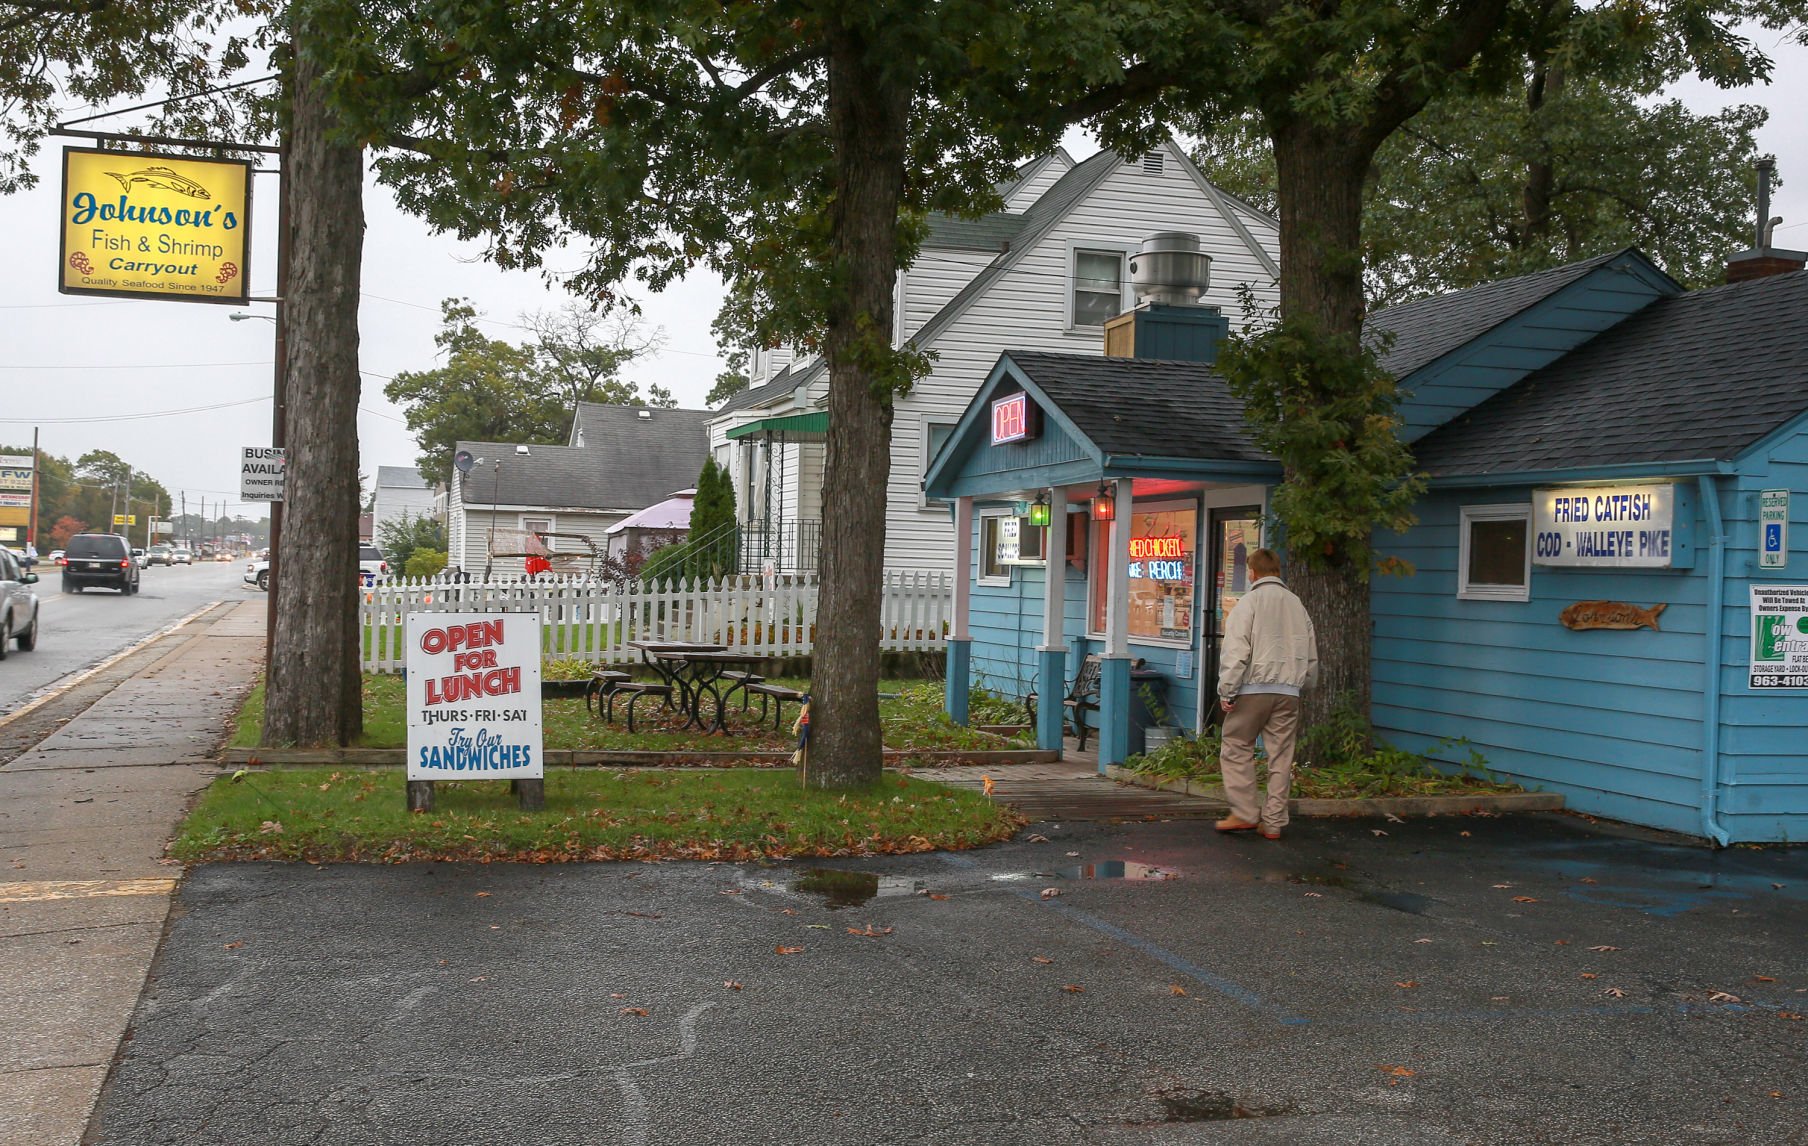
[1203,507,1262,726]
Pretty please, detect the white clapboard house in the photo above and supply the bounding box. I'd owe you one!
[706,141,1282,573]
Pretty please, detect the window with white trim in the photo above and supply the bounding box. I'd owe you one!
[919,419,957,508]
[979,511,1013,585]
[1071,249,1128,328]
[1458,505,1532,601]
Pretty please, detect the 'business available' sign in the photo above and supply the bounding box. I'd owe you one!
[406,614,543,781]
[59,147,252,304]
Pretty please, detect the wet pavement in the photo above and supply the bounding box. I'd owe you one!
[90,812,1808,1144]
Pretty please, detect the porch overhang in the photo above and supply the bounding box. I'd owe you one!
[725,411,828,441]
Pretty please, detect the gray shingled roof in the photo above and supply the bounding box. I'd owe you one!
[716,362,804,415]
[1368,250,1629,379]
[460,403,710,509]
[922,212,1024,251]
[375,465,431,489]
[1412,270,1808,476]
[1005,352,1272,464]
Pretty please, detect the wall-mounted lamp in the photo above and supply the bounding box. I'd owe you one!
[1027,494,1052,529]
[1090,482,1117,522]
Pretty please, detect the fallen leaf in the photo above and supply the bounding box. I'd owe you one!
[1587,945,1621,952]
[719,888,743,896]
[1026,833,1049,842]
[723,980,743,990]
[489,925,500,931]
[847,924,893,937]
[1395,980,1419,989]
[259,820,283,835]
[1772,882,1785,890]
[1780,1012,1804,1021]
[927,893,950,901]
[775,946,803,955]
[619,1007,649,1017]
[1382,1065,1415,1078]
[982,775,996,797]
[1512,896,1538,903]
[222,941,244,950]
[1754,975,1777,982]
[1709,991,1742,1004]
[1492,883,1513,889]
[1169,985,1188,996]
[1371,829,1388,837]
[469,976,487,983]
[1554,940,1570,946]
[1303,891,1323,898]
[781,908,798,916]
[1040,888,1061,899]
[1580,973,1598,980]
[806,924,830,930]
[1579,877,1598,884]
[1771,1091,1785,1098]
[1061,984,1084,994]
[1459,831,1472,838]
[1413,938,1433,944]
[610,993,625,999]
[1065,851,1081,857]
[1604,987,1627,998]
[1385,813,1405,823]
[474,891,491,898]
[1031,955,1054,965]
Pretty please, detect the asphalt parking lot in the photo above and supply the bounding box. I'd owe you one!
[90,811,1808,1145]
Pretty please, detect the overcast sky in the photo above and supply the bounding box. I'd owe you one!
[2,29,1803,522]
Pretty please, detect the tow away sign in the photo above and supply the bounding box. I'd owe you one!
[240,447,285,502]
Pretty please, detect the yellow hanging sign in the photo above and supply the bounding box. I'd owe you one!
[59,147,252,304]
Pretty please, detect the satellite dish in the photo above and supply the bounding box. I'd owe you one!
[453,450,475,474]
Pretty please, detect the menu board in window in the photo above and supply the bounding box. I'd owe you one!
[1091,501,1199,643]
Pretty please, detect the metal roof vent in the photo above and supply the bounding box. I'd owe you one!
[637,409,652,419]
[1130,232,1211,306]
[1141,151,1165,176]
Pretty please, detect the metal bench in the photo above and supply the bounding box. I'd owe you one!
[606,681,674,732]
[584,670,634,716]
[1063,655,1103,751]
[745,682,808,730]
[720,669,766,710]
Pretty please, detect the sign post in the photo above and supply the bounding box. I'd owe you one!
[1760,489,1789,570]
[0,454,31,549]
[405,613,544,811]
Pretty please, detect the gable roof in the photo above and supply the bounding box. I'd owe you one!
[1412,270,1808,477]
[1004,352,1270,463]
[1369,250,1644,380]
[461,403,710,509]
[375,465,431,489]
[716,362,802,415]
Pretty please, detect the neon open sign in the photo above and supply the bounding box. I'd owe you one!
[991,392,1039,445]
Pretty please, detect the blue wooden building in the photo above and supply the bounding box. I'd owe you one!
[925,245,1808,843]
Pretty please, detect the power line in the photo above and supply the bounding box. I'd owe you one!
[0,396,267,424]
[0,360,270,371]
[55,74,280,129]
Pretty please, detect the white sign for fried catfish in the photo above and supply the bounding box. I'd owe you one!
[406,613,543,781]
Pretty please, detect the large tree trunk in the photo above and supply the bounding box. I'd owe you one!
[806,26,913,789]
[1270,118,1374,727]
[264,30,365,747]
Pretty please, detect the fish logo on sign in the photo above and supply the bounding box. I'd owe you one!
[104,166,212,199]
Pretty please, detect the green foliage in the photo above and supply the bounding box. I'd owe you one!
[1128,726,1224,785]
[967,685,1029,727]
[378,514,445,573]
[685,457,739,581]
[1216,304,1425,577]
[403,548,447,578]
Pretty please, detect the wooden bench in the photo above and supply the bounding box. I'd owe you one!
[745,683,808,730]
[606,681,674,732]
[584,670,634,716]
[1063,655,1103,751]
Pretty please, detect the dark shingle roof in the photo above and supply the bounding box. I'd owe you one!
[922,212,1024,251]
[460,404,709,509]
[1005,352,1272,464]
[716,362,803,415]
[1412,270,1808,476]
[1368,250,1628,379]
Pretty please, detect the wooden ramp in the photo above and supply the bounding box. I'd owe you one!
[915,741,1226,822]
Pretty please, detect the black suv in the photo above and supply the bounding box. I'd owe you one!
[63,533,141,595]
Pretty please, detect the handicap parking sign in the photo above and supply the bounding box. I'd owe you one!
[1767,523,1783,550]
[1761,490,1788,569]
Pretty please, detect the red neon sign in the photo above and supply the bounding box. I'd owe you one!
[991,392,1037,445]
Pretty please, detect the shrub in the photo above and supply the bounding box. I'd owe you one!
[405,548,448,578]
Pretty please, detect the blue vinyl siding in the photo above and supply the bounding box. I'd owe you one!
[1371,487,1710,836]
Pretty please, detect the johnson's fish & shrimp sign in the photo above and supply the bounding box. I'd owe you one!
[406,613,543,781]
[59,147,252,304]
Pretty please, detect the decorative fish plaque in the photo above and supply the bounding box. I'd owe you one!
[1559,600,1667,632]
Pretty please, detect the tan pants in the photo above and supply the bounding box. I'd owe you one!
[1220,693,1300,830]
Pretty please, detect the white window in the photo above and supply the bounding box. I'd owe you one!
[1458,505,1532,601]
[979,511,1014,585]
[1071,248,1128,328]
[521,515,553,554]
[919,419,957,508]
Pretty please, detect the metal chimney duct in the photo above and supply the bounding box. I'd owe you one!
[1757,158,1775,250]
[1130,232,1211,306]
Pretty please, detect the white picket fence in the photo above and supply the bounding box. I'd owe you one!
[358,571,952,673]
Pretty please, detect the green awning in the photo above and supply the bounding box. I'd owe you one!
[725,410,828,441]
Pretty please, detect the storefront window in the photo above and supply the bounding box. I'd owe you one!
[1089,501,1199,644]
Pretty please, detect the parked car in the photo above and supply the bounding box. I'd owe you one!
[62,533,140,594]
[172,548,194,565]
[49,549,65,566]
[359,545,389,584]
[147,544,174,566]
[0,546,39,658]
[245,558,270,591]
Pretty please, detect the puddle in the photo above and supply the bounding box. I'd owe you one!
[1356,889,1434,915]
[792,869,923,908]
[1053,861,1178,881]
[1154,1090,1289,1122]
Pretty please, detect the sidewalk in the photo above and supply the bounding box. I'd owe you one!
[0,601,263,1146]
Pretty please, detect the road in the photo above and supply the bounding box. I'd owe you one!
[0,559,254,719]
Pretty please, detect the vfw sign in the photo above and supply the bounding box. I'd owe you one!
[406,613,543,780]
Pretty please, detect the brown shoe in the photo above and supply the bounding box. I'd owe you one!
[1214,818,1259,833]
[1260,828,1282,841]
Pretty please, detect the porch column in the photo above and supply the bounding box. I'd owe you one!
[1098,479,1135,770]
[1036,486,1068,753]
[946,495,974,725]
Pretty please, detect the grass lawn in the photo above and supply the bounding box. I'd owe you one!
[173,768,1024,863]
[233,675,1018,756]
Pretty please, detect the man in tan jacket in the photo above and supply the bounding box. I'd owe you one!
[1214,548,1318,840]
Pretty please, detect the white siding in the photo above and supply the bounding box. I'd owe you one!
[373,483,438,538]
[1004,152,1074,210]
[901,249,994,341]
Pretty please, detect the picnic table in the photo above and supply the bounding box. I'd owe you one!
[649,648,784,734]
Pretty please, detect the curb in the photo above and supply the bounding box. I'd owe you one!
[219,746,1060,768]
[1104,765,1565,816]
